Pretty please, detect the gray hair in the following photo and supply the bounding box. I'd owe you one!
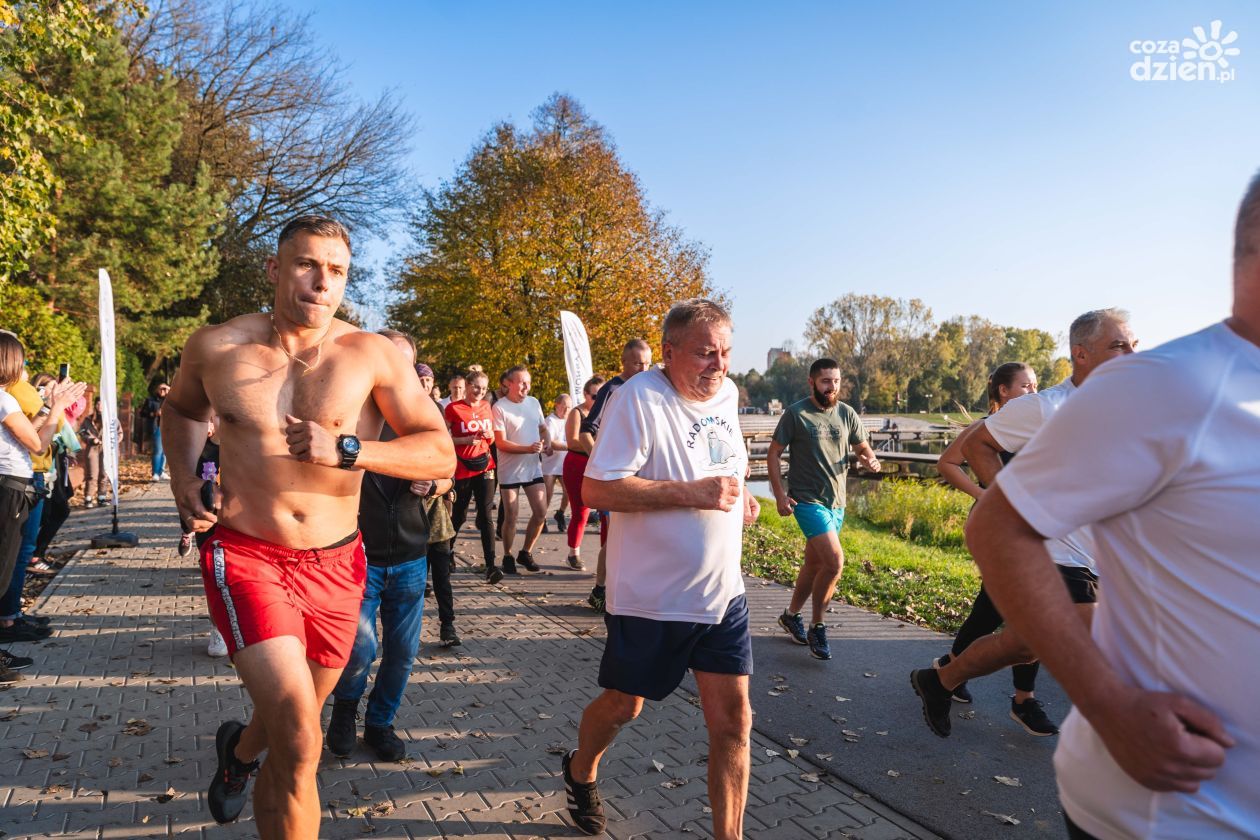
[662,298,732,345]
[1235,170,1260,265]
[1069,308,1130,348]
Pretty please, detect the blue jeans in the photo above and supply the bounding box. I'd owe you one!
[333,556,427,728]
[2,473,45,620]
[151,427,166,477]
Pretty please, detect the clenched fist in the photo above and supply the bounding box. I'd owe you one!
[692,475,743,512]
[284,414,339,467]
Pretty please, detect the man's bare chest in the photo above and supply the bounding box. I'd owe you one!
[205,351,373,433]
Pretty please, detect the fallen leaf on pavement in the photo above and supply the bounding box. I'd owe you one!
[887,770,901,778]
[651,759,665,772]
[994,776,1022,787]
[800,773,820,783]
[764,749,779,757]
[816,753,833,762]
[982,811,1021,825]
[21,748,48,759]
[786,749,799,759]
[789,737,808,746]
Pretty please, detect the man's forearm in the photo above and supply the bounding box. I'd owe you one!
[967,489,1126,718]
[584,475,698,512]
[160,404,210,486]
[358,431,455,481]
[766,450,787,499]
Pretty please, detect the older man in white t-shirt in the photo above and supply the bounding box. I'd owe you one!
[910,308,1138,738]
[967,173,1260,840]
[560,299,759,840]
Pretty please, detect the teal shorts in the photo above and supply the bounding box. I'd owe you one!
[792,503,845,540]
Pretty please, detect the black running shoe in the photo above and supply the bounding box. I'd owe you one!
[562,750,606,836]
[566,555,585,571]
[554,511,566,533]
[516,550,540,572]
[22,614,51,627]
[0,620,51,643]
[0,649,33,671]
[178,532,194,558]
[502,554,518,575]
[933,654,972,703]
[587,585,605,614]
[440,623,462,647]
[778,611,808,645]
[486,565,504,584]
[807,623,831,660]
[326,699,358,758]
[1010,698,1059,736]
[207,721,258,824]
[910,669,953,737]
[364,724,406,762]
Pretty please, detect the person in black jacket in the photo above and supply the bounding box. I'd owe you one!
[324,329,453,762]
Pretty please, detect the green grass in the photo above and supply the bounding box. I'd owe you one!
[744,498,979,633]
[852,480,972,548]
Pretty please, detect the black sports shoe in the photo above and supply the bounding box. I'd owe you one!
[486,565,504,584]
[562,750,606,836]
[807,623,831,660]
[778,611,808,645]
[502,554,518,575]
[587,585,605,614]
[910,669,953,737]
[440,623,462,647]
[516,550,540,572]
[1010,697,1059,736]
[0,620,51,643]
[933,654,973,703]
[0,649,33,671]
[207,721,258,824]
[20,614,50,627]
[554,511,566,532]
[178,532,195,558]
[364,724,406,762]
[326,699,359,757]
[566,554,585,571]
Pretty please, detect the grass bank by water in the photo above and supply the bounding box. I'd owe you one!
[744,493,979,634]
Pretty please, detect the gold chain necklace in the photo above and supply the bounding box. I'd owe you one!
[270,314,330,375]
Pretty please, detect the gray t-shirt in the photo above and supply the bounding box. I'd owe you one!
[772,397,866,509]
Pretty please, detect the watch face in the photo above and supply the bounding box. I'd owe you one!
[341,436,361,455]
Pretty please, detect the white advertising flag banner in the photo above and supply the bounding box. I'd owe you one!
[97,269,121,508]
[559,310,593,407]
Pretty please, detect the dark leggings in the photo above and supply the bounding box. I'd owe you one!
[952,584,1040,693]
[428,538,455,625]
[452,473,496,565]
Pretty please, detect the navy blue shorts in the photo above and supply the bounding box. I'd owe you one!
[598,594,753,702]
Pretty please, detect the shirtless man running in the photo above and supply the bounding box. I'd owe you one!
[163,215,454,839]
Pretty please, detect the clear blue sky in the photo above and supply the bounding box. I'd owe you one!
[299,1,1259,373]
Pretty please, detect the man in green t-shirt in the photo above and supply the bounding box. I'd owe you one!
[767,358,880,660]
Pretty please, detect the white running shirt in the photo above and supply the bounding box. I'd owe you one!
[541,413,567,476]
[0,390,33,478]
[996,322,1260,839]
[585,367,747,623]
[493,395,546,485]
[985,378,1098,573]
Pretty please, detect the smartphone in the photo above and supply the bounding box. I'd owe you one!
[57,363,70,381]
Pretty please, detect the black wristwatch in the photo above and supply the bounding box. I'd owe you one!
[336,434,361,470]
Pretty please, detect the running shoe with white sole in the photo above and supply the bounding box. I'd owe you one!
[807,623,831,660]
[563,749,607,836]
[207,627,229,658]
[778,611,808,645]
[1010,697,1059,736]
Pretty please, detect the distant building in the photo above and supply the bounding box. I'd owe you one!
[766,347,792,371]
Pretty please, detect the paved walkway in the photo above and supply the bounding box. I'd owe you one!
[0,485,943,839]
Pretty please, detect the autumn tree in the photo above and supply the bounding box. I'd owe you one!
[391,95,714,397]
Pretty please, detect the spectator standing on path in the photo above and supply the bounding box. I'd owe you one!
[910,308,1138,739]
[162,215,454,838]
[541,393,570,533]
[492,366,550,574]
[140,381,170,480]
[446,371,502,583]
[326,329,453,762]
[578,339,652,612]
[563,299,760,840]
[966,175,1260,840]
[0,333,85,678]
[766,358,880,661]
[79,399,109,508]
[932,362,1051,730]
[561,376,604,570]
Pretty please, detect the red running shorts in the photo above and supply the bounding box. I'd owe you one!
[200,525,367,668]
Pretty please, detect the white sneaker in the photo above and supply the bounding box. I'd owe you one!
[207,627,229,658]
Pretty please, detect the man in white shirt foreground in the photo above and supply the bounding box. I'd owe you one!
[911,308,1138,738]
[563,299,760,840]
[968,172,1260,839]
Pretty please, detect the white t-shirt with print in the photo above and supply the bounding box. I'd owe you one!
[995,322,1260,840]
[541,414,567,475]
[984,378,1097,573]
[493,396,545,485]
[0,390,34,478]
[585,367,747,623]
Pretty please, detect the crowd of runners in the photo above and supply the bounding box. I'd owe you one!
[3,170,1257,840]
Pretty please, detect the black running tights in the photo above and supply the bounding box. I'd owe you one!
[951,583,1040,693]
